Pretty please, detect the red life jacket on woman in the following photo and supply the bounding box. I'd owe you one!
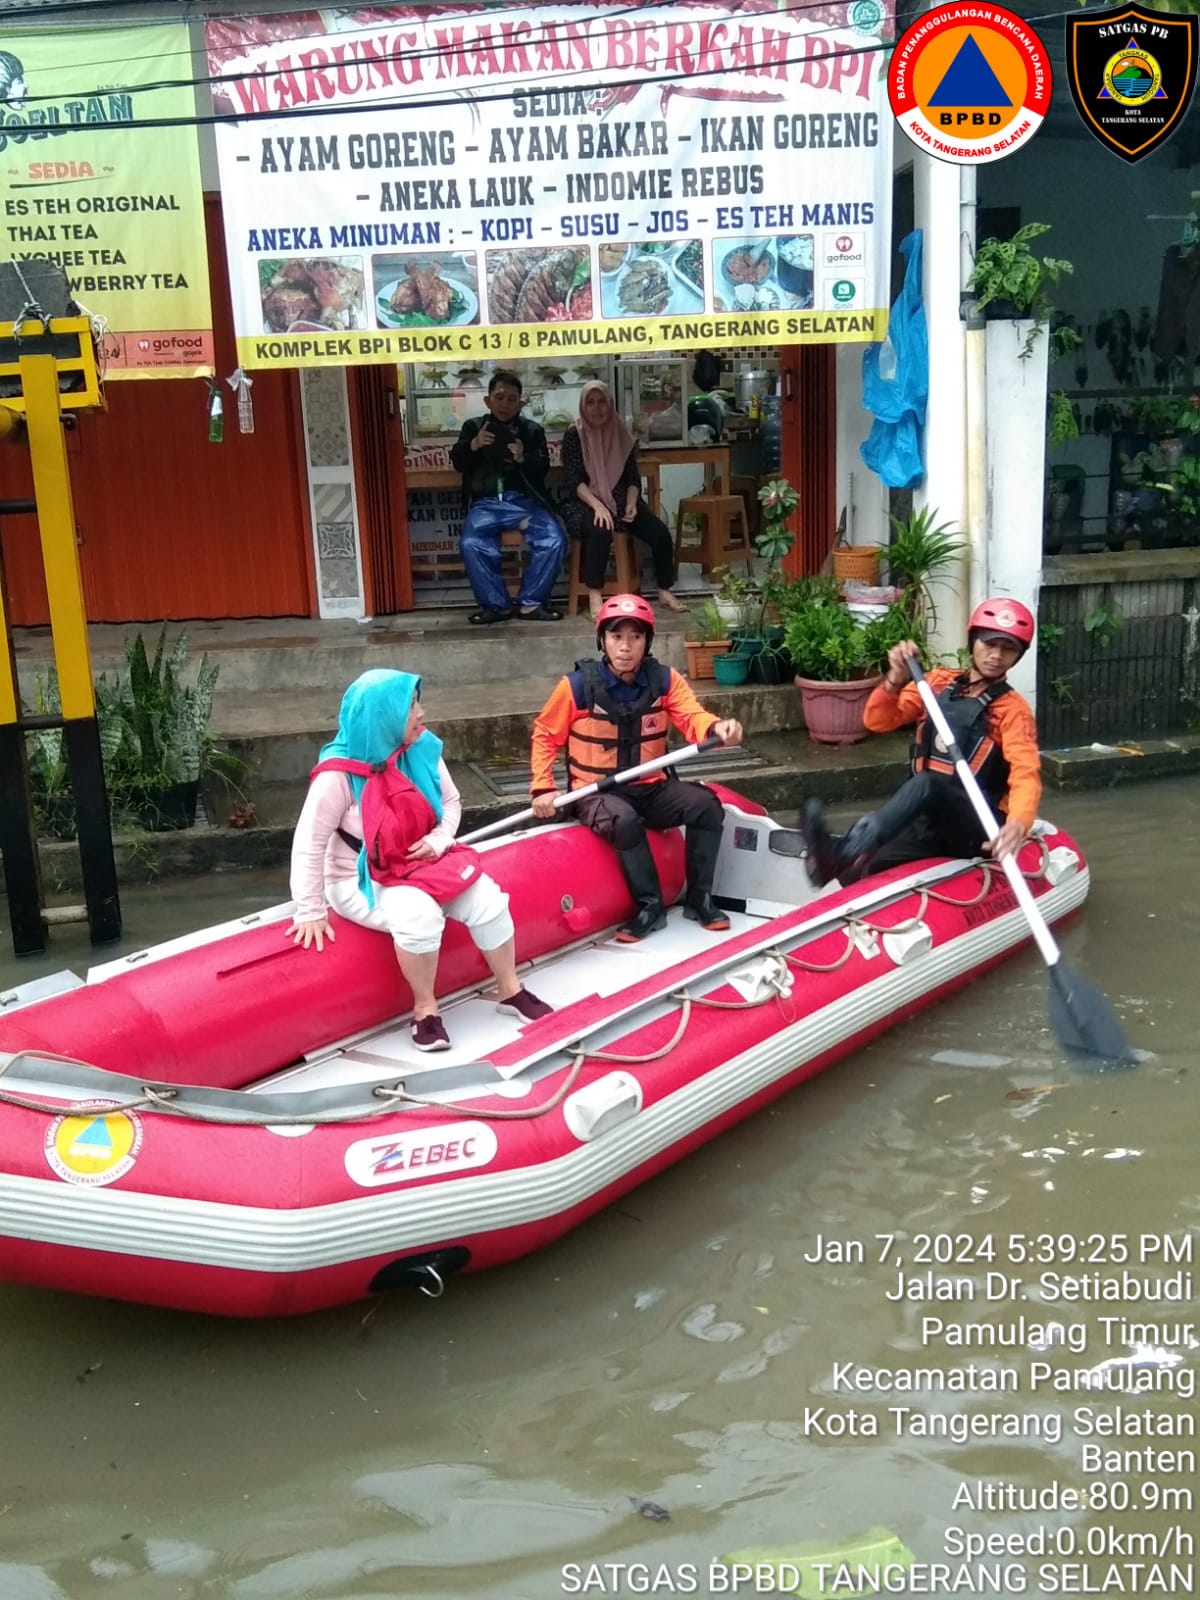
[311,756,483,904]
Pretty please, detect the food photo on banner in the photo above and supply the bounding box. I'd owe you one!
[0,22,213,377]
[204,1,894,370]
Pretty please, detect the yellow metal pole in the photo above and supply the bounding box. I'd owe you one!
[19,351,95,719]
[16,343,120,945]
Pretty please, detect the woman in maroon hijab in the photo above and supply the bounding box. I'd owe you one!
[559,381,687,622]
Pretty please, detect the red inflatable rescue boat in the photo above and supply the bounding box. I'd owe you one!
[0,789,1090,1317]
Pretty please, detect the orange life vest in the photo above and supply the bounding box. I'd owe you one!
[565,658,672,790]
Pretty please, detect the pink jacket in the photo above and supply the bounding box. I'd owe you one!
[289,759,463,921]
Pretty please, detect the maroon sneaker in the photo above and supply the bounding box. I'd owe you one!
[412,1015,451,1052]
[496,987,553,1022]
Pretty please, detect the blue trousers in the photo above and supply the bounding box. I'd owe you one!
[459,495,566,612]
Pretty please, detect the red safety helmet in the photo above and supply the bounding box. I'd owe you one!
[596,592,655,650]
[967,596,1035,655]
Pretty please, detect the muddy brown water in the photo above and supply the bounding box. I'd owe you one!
[0,780,1196,1600]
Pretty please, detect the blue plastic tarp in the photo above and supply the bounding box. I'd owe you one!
[860,229,928,490]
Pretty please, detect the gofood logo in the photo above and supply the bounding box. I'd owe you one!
[824,231,864,267]
[345,1121,499,1188]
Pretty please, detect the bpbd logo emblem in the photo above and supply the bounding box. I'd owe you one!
[889,4,1052,165]
[1066,4,1198,163]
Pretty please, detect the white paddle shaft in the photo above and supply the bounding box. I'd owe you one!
[460,736,722,844]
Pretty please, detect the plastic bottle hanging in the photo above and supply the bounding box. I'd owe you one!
[208,385,224,444]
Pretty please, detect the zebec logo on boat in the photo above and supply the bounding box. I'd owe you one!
[888,3,1053,164]
[345,1121,499,1188]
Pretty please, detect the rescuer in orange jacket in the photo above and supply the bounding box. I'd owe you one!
[799,598,1043,887]
[530,594,743,942]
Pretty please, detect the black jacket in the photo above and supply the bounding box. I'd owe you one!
[449,412,553,509]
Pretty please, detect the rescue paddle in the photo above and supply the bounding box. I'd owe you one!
[906,658,1136,1067]
[460,734,728,844]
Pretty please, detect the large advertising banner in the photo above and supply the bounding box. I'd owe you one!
[0,24,213,378]
[206,2,894,370]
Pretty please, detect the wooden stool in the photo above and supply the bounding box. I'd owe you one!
[565,531,642,616]
[730,474,762,538]
[673,494,753,577]
[499,527,527,599]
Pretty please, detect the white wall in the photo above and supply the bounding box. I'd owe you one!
[834,342,887,549]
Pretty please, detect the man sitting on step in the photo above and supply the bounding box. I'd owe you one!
[528,594,743,942]
[450,369,566,625]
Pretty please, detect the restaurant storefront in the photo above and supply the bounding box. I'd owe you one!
[2,1,896,625]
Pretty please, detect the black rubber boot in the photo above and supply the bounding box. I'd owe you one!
[800,800,880,887]
[798,799,846,887]
[614,838,668,943]
[682,827,730,931]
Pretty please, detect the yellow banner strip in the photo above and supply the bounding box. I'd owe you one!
[238,308,888,369]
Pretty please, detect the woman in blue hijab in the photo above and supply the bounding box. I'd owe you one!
[289,669,550,1052]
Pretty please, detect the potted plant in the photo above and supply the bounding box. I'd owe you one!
[684,602,733,681]
[725,477,798,683]
[883,506,965,641]
[967,222,1074,357]
[784,598,910,744]
[709,565,758,628]
[712,647,751,686]
[102,625,228,830]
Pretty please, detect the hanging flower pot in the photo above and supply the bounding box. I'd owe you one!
[794,674,882,745]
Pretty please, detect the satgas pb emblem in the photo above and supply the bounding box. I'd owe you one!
[1066,5,1199,163]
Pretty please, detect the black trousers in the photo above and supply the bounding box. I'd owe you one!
[847,772,993,875]
[573,778,723,851]
[577,504,675,590]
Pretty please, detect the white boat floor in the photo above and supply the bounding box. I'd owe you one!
[248,906,766,1095]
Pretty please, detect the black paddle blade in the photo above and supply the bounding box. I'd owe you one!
[1048,960,1137,1069]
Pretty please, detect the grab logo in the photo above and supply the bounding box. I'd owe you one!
[344,1120,498,1187]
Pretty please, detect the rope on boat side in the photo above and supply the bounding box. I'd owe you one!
[779,843,1051,972]
[0,847,1057,1128]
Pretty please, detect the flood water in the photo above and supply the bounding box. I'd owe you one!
[0,779,1196,1600]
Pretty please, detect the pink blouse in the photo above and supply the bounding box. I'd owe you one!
[289,759,463,922]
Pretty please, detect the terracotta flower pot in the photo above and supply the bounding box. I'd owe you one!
[794,673,882,745]
[685,638,731,680]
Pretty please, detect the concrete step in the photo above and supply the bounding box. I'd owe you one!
[13,606,703,697]
[212,679,810,785]
[210,684,910,835]
[29,729,914,897]
[22,732,1200,899]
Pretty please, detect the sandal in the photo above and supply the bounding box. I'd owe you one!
[658,593,689,613]
[517,604,563,622]
[469,607,511,625]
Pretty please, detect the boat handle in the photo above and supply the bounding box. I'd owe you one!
[418,1265,445,1299]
